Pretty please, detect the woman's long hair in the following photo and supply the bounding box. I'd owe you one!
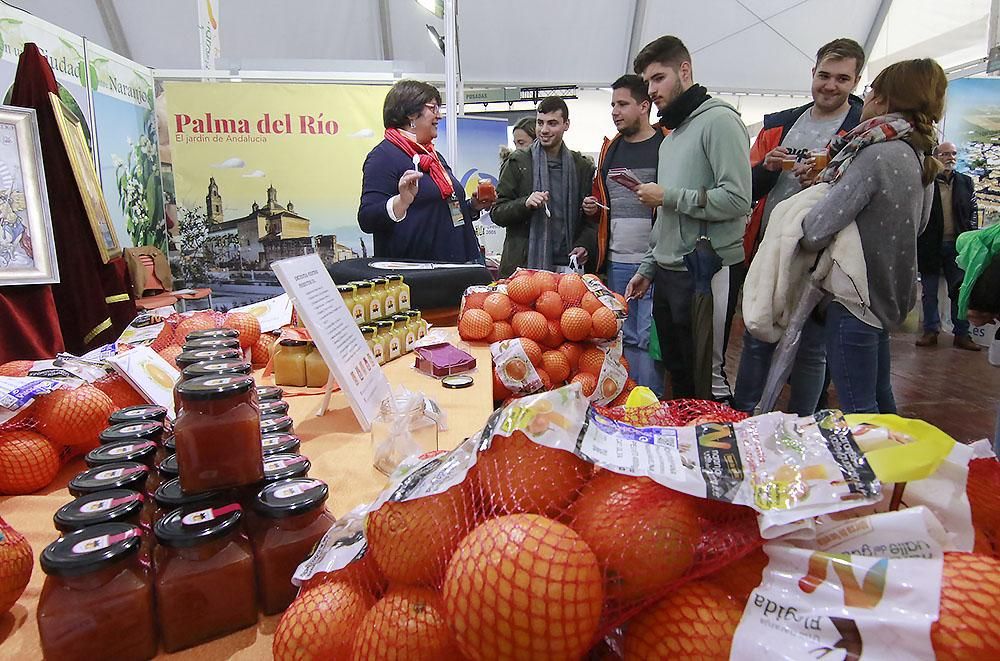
[870,58,948,185]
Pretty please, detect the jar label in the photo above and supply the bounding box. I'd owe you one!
[273,480,322,499]
[370,299,382,320]
[399,291,410,309]
[181,503,241,526]
[71,528,139,554]
[352,304,365,322]
[265,455,308,472]
[389,338,401,360]
[385,295,396,315]
[405,332,416,352]
[94,466,143,481]
[80,492,142,514]
[116,423,147,434]
[373,344,384,362]
[418,326,426,339]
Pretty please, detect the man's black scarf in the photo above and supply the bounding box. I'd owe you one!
[658,83,711,130]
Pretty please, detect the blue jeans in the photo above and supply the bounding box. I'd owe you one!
[732,317,827,416]
[825,302,896,414]
[921,241,969,337]
[608,261,665,397]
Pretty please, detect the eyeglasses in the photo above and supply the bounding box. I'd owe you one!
[862,84,873,97]
[424,103,442,115]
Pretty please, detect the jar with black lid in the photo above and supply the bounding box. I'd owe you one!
[256,385,283,402]
[37,523,157,661]
[53,489,148,533]
[260,414,294,435]
[86,442,160,493]
[261,433,301,457]
[182,337,240,352]
[158,454,180,483]
[185,328,239,342]
[180,359,252,383]
[108,404,167,426]
[69,462,150,497]
[174,348,242,371]
[152,478,222,523]
[153,504,257,652]
[99,420,163,446]
[258,399,289,418]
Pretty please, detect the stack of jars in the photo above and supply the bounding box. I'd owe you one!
[36,330,335,658]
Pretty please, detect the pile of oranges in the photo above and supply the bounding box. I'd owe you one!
[458,270,635,405]
[147,310,268,368]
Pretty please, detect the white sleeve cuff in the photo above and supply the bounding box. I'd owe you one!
[386,196,406,222]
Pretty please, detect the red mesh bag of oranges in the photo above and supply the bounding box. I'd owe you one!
[274,384,771,660]
[459,269,632,406]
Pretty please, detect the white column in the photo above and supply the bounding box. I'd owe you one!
[443,0,459,165]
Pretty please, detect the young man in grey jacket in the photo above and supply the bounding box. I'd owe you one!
[625,35,752,400]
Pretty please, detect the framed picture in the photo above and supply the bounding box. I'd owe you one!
[0,105,59,286]
[49,91,121,264]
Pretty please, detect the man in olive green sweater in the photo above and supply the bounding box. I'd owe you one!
[625,35,752,399]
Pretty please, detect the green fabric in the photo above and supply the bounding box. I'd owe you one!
[956,223,1000,318]
[648,317,661,361]
[690,294,715,400]
[637,98,752,280]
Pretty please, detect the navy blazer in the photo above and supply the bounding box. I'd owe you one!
[358,139,480,262]
[917,170,977,274]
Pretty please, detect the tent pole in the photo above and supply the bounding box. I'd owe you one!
[443,0,459,166]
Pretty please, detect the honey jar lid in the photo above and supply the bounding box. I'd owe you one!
[259,399,289,417]
[185,328,238,341]
[277,339,308,347]
[68,462,149,497]
[182,360,252,381]
[260,414,294,435]
[262,453,311,482]
[154,503,243,548]
[154,478,221,510]
[337,284,356,294]
[99,420,163,445]
[404,310,422,319]
[41,523,143,577]
[374,320,394,331]
[86,440,157,468]
[386,274,403,282]
[261,433,301,456]
[350,280,373,289]
[176,374,255,401]
[256,385,284,401]
[370,277,388,285]
[390,314,410,324]
[54,489,145,532]
[158,454,179,479]
[175,348,242,370]
[182,337,240,351]
[359,326,376,337]
[253,478,328,518]
[108,404,167,425]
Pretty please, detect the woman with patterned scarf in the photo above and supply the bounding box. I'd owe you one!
[800,58,947,413]
[358,80,487,262]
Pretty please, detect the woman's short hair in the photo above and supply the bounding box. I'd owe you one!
[513,116,536,139]
[383,80,442,129]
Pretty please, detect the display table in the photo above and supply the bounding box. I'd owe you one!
[0,329,493,659]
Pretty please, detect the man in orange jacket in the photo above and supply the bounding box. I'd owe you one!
[583,75,668,396]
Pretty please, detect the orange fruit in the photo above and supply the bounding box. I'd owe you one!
[709,547,769,604]
[560,307,593,342]
[443,514,604,661]
[0,430,61,495]
[0,517,32,616]
[352,586,460,660]
[458,309,493,341]
[149,324,175,352]
[517,338,543,367]
[609,388,631,407]
[557,273,588,305]
[536,367,552,390]
[251,333,278,366]
[366,484,474,586]
[463,291,489,310]
[932,552,1000,660]
[272,580,373,661]
[531,270,558,294]
[591,306,619,339]
[222,311,261,349]
[0,361,34,377]
[157,345,184,370]
[535,290,565,320]
[542,319,564,348]
[507,276,540,305]
[572,372,597,397]
[483,293,513,321]
[967,459,1000,553]
[174,313,217,343]
[486,321,515,344]
[493,369,512,401]
[613,292,627,307]
[570,472,700,602]
[510,301,533,315]
[541,351,571,383]
[581,291,603,314]
[579,347,606,376]
[93,374,147,408]
[622,581,743,659]
[30,385,115,450]
[474,430,592,516]
[511,311,548,342]
[559,342,584,371]
[301,549,386,599]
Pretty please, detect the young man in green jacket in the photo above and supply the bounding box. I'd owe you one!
[492,97,597,278]
[624,35,752,400]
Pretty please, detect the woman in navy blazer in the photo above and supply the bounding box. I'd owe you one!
[358,80,485,263]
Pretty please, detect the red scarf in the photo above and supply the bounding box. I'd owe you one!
[384,128,454,199]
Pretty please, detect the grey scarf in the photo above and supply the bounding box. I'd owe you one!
[527,141,579,271]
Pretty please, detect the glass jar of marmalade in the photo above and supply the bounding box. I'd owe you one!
[262,433,301,457]
[174,375,263,494]
[262,453,312,483]
[152,478,222,524]
[86,442,159,494]
[38,523,156,661]
[99,420,163,447]
[53,489,147,533]
[304,345,329,388]
[69,462,150,498]
[403,313,419,352]
[108,404,167,426]
[260,414,294,436]
[184,328,239,342]
[350,281,373,324]
[154,434,176,466]
[273,339,308,387]
[249,478,335,614]
[382,277,398,317]
[406,309,427,339]
[391,315,411,356]
[259,399,289,418]
[153,505,257,652]
[182,337,240,352]
[256,385,283,402]
[180,359,252,383]
[397,276,411,312]
[370,277,388,321]
[175,348,242,371]
[385,274,403,316]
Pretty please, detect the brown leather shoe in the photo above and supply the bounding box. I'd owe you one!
[915,332,938,347]
[954,336,981,351]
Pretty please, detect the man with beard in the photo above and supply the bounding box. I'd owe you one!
[583,74,667,396]
[493,96,596,278]
[624,35,751,400]
[733,38,866,415]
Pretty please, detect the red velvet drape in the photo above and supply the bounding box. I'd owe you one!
[0,43,136,362]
